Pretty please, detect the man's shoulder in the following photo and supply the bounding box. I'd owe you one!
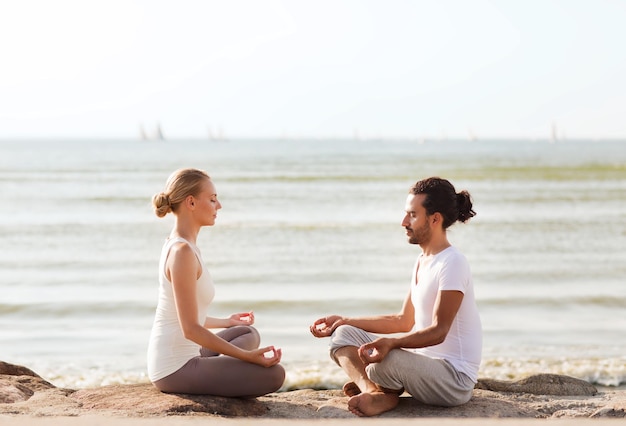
[440,246,466,260]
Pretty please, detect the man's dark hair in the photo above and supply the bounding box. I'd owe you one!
[410,177,476,229]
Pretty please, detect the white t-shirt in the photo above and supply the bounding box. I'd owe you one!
[147,237,215,382]
[409,246,482,382]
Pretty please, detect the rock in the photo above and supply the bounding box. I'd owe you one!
[72,383,269,417]
[475,374,597,396]
[0,374,57,404]
[1,361,623,419]
[0,360,59,404]
[0,378,31,404]
[0,361,41,378]
[590,404,626,418]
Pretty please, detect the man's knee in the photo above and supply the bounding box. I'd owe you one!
[365,350,407,391]
[329,324,367,350]
[328,325,368,363]
[330,324,355,341]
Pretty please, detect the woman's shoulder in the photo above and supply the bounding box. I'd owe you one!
[167,239,195,256]
[166,238,203,265]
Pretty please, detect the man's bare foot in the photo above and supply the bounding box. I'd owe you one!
[347,391,400,417]
[342,381,361,397]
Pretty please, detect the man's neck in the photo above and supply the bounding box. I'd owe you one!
[420,236,451,256]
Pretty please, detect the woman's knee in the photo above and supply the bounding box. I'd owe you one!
[267,364,286,392]
[222,325,260,349]
[243,325,261,346]
[245,363,286,396]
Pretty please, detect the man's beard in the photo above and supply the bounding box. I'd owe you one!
[406,223,431,245]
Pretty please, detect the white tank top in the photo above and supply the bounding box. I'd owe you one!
[147,237,215,382]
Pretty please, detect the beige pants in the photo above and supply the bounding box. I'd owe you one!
[329,324,475,406]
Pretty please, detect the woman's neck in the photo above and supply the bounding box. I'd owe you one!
[171,218,200,245]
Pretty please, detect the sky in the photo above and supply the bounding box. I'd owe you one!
[1,0,625,140]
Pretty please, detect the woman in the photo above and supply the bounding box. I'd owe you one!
[147,168,285,397]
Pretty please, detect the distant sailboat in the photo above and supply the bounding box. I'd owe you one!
[217,125,226,142]
[139,124,148,141]
[467,127,478,142]
[155,123,165,141]
[209,125,227,142]
[551,122,558,143]
[138,123,165,141]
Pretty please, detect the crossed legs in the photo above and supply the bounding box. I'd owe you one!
[333,345,401,417]
[154,325,285,397]
[329,325,474,416]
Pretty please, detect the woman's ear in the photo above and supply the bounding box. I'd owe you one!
[185,195,195,209]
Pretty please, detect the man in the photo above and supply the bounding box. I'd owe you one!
[310,177,482,417]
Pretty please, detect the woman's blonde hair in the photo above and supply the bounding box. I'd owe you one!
[153,168,210,218]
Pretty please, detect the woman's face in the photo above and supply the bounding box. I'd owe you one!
[193,179,222,226]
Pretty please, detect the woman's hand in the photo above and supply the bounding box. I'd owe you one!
[228,311,255,326]
[245,346,282,367]
[309,315,344,338]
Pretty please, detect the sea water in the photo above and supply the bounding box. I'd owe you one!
[0,138,624,389]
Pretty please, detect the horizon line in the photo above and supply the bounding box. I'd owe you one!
[1,135,626,143]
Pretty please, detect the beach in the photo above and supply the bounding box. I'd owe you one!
[1,137,625,390]
[3,3,625,422]
[1,361,625,424]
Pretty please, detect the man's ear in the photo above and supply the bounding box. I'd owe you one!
[430,212,443,226]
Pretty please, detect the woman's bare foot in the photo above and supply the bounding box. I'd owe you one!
[347,391,400,417]
[342,381,361,397]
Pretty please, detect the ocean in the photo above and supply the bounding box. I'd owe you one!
[1,138,625,390]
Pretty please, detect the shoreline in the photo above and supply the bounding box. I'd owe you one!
[1,361,625,423]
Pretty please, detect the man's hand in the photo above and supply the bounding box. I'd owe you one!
[358,337,394,364]
[310,315,344,337]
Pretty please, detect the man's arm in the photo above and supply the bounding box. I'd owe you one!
[358,290,463,363]
[310,291,415,337]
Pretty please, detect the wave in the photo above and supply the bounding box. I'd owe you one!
[479,356,626,388]
[208,298,401,313]
[29,354,626,390]
[0,301,155,317]
[456,163,626,181]
[478,296,626,309]
[3,295,624,319]
[2,160,623,185]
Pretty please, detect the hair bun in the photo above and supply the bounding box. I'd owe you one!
[153,192,173,218]
[456,191,476,223]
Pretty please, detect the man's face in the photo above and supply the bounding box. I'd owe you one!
[401,193,432,245]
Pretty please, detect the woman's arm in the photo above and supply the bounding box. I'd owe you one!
[204,312,255,329]
[167,242,279,366]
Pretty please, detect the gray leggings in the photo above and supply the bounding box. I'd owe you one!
[153,326,285,397]
[329,325,475,406]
